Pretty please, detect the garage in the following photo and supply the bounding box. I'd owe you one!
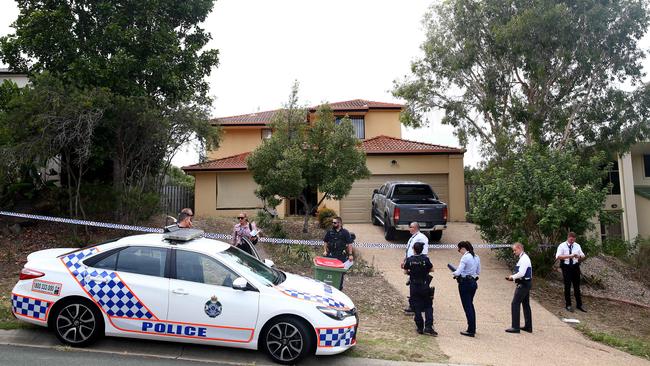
[341,174,449,223]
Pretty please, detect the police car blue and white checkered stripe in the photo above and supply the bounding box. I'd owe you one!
[280,288,347,309]
[12,294,51,321]
[61,248,155,319]
[318,326,356,347]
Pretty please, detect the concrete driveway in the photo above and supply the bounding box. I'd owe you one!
[346,222,650,366]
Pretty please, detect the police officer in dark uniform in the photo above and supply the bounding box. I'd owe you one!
[323,216,353,289]
[403,242,437,336]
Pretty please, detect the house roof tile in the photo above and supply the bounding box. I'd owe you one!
[361,135,465,154]
[212,99,403,126]
[182,152,250,172]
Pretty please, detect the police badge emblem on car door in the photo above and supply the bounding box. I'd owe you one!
[204,295,222,318]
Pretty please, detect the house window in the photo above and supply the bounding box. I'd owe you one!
[600,211,623,242]
[604,161,621,195]
[261,128,272,140]
[335,117,365,139]
[644,154,650,178]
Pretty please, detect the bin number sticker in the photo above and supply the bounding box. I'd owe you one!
[32,280,62,296]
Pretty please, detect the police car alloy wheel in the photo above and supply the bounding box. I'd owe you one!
[53,299,103,346]
[262,317,313,365]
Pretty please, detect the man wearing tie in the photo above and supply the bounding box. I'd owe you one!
[505,242,533,333]
[556,232,586,312]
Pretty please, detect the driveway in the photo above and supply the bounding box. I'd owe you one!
[346,222,650,366]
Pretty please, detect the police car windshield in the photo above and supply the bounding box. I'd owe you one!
[217,247,284,286]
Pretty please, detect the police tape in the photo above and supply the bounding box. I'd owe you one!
[0,210,515,250]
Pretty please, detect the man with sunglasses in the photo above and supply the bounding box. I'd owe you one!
[323,217,354,289]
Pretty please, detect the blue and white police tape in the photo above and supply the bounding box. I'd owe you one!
[0,211,514,249]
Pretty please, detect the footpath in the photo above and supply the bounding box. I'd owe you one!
[348,222,650,366]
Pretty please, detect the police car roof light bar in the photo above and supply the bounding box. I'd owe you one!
[163,228,205,242]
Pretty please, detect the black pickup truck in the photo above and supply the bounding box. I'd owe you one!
[371,181,448,241]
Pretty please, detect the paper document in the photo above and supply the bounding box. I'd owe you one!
[343,260,354,270]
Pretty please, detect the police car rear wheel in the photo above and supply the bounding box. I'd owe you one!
[53,300,103,347]
[262,317,312,364]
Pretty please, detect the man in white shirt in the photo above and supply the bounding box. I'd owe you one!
[556,232,586,312]
[505,242,532,334]
[402,222,429,313]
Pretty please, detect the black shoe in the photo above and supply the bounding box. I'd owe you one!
[521,327,533,333]
[577,307,587,313]
[460,331,475,337]
[416,328,424,335]
[424,328,438,337]
[505,328,520,333]
[565,306,574,312]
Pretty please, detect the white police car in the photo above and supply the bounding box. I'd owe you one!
[11,229,357,364]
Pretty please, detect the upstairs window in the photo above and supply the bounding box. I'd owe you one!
[335,117,365,139]
[261,128,272,140]
[644,154,650,178]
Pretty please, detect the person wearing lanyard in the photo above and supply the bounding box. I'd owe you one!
[505,242,533,334]
[451,241,481,337]
[556,232,586,312]
[402,222,429,313]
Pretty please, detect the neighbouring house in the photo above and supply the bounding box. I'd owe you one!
[0,68,29,88]
[183,99,466,223]
[601,142,650,241]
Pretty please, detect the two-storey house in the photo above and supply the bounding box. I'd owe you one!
[183,99,466,223]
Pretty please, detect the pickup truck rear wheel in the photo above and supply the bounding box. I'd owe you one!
[429,230,443,242]
[371,209,380,226]
[383,216,396,240]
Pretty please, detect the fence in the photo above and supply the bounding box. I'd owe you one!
[160,185,194,215]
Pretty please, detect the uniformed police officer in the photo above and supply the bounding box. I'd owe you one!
[556,232,586,312]
[403,242,437,336]
[505,242,533,333]
[323,216,353,289]
[451,241,480,337]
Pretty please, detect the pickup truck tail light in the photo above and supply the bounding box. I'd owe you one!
[19,268,45,280]
[394,207,400,222]
[442,207,448,221]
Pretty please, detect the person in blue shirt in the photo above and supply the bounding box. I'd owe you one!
[505,242,533,334]
[451,241,481,337]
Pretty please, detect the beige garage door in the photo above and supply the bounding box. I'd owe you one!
[340,174,448,223]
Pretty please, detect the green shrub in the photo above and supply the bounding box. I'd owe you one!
[602,237,629,259]
[632,237,650,278]
[317,207,337,229]
[255,210,274,229]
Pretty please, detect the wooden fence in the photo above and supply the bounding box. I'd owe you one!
[160,185,194,216]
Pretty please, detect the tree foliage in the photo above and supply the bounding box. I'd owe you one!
[247,83,371,233]
[394,0,650,158]
[0,0,220,221]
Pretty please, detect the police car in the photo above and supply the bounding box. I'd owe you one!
[11,228,357,364]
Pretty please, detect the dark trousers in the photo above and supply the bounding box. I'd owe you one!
[511,281,532,330]
[561,265,582,308]
[458,279,478,333]
[410,284,433,331]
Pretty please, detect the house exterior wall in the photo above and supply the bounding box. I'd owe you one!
[637,194,650,238]
[363,110,402,139]
[208,128,262,160]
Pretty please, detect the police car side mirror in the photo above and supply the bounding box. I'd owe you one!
[263,258,275,268]
[232,277,249,291]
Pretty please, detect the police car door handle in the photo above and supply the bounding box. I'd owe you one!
[85,275,108,283]
[172,288,189,295]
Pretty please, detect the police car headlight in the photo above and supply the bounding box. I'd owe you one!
[317,306,354,321]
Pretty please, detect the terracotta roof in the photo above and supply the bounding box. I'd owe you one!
[182,152,250,172]
[212,99,403,126]
[361,135,465,154]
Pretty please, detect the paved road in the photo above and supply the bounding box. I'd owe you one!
[0,344,232,366]
[348,222,650,366]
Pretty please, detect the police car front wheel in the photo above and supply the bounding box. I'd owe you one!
[52,299,103,347]
[262,317,313,365]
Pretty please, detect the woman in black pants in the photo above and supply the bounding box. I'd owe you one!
[451,241,481,337]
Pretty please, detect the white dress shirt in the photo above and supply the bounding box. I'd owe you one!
[511,252,532,280]
[452,252,481,278]
[555,241,585,265]
[406,232,429,257]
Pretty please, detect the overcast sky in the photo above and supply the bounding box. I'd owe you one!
[1,0,648,168]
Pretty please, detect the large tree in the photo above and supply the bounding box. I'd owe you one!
[0,0,220,220]
[247,84,371,233]
[394,0,650,159]
[394,0,650,249]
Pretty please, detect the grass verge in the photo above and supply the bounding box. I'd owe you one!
[576,324,650,360]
